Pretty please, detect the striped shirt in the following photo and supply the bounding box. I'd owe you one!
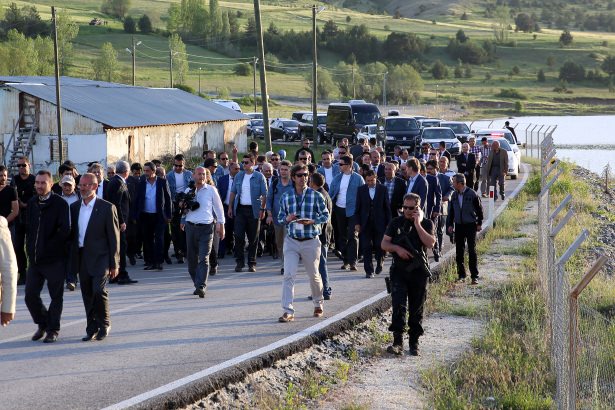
[277,187,329,239]
[479,145,491,166]
[469,145,482,164]
[384,177,395,203]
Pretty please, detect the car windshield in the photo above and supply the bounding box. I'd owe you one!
[251,120,263,126]
[478,131,516,146]
[317,116,327,125]
[422,129,455,139]
[421,120,440,127]
[353,110,381,125]
[283,121,299,128]
[386,118,419,131]
[488,138,512,151]
[442,123,470,134]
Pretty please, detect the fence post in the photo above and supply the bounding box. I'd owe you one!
[525,123,533,157]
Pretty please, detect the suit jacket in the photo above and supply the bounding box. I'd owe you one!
[70,198,120,277]
[354,183,391,232]
[425,174,442,217]
[486,148,509,176]
[437,172,454,213]
[439,149,451,161]
[99,178,110,201]
[328,172,365,217]
[408,174,428,212]
[106,175,130,226]
[133,177,172,222]
[217,173,234,206]
[456,152,477,176]
[387,177,407,217]
[166,170,193,201]
[372,164,386,183]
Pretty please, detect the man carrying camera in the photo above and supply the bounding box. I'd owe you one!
[381,193,436,356]
[180,167,225,298]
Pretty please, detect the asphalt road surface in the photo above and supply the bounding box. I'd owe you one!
[0,170,527,409]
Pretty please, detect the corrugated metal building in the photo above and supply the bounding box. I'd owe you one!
[0,76,248,173]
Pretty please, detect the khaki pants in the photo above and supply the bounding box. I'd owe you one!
[282,236,323,315]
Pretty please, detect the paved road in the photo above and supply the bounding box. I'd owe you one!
[0,170,527,409]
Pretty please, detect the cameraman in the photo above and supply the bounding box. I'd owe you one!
[381,193,435,356]
[180,167,225,298]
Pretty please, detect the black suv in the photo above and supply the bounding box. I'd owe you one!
[376,116,421,154]
[326,101,381,145]
[298,113,328,143]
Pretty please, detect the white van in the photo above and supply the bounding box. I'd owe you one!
[212,99,242,113]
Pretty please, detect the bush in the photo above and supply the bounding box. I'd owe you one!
[234,62,252,76]
[497,88,527,99]
[138,15,152,34]
[560,30,573,46]
[454,66,463,78]
[537,69,546,82]
[123,16,137,34]
[431,60,448,79]
[559,61,585,82]
[174,84,195,94]
[514,101,524,112]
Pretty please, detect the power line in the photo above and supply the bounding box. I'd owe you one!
[141,42,253,61]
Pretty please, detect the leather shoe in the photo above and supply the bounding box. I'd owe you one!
[165,256,173,265]
[248,265,256,272]
[375,265,383,275]
[278,313,294,323]
[66,282,76,291]
[210,266,217,276]
[340,264,350,270]
[313,307,324,317]
[129,255,136,266]
[109,277,119,284]
[82,331,98,342]
[118,277,138,285]
[196,288,205,298]
[43,332,58,343]
[96,327,110,341]
[349,264,358,271]
[32,327,46,341]
[235,263,244,272]
[177,256,184,264]
[365,272,374,278]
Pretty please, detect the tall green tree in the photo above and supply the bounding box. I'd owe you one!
[138,14,152,33]
[56,9,79,75]
[101,0,131,20]
[209,0,222,39]
[305,67,337,100]
[492,5,510,43]
[169,33,188,85]
[601,55,615,76]
[387,64,423,104]
[33,36,54,75]
[91,42,119,82]
[5,29,38,75]
[334,61,363,99]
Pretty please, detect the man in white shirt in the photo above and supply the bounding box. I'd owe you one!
[181,167,225,298]
[319,151,336,187]
[88,163,108,200]
[0,215,17,327]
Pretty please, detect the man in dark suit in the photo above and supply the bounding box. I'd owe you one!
[424,162,442,258]
[132,162,172,271]
[70,173,119,341]
[126,163,143,265]
[369,151,386,183]
[456,143,477,190]
[106,161,137,285]
[216,161,240,258]
[354,170,392,278]
[437,141,451,161]
[88,163,109,200]
[383,163,406,217]
[405,158,428,213]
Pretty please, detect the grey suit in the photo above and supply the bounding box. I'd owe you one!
[70,198,120,334]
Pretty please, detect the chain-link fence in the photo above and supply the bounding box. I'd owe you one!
[537,131,613,409]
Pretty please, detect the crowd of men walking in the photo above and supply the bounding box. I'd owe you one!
[0,132,507,355]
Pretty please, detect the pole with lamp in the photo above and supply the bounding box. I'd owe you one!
[253,56,258,113]
[382,71,388,108]
[198,67,202,94]
[253,0,272,150]
[312,5,325,147]
[125,36,142,86]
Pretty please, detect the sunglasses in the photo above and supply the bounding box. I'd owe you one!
[17,164,28,168]
[242,161,251,164]
[174,164,183,167]
[295,173,309,178]
[339,163,348,166]
[402,206,416,211]
[220,157,229,161]
[271,158,279,161]
[429,153,437,156]
[299,157,308,160]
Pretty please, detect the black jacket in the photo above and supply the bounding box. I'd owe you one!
[132,177,172,222]
[354,183,391,232]
[106,175,130,226]
[26,193,70,264]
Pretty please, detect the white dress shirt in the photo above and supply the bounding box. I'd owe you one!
[369,186,376,200]
[336,173,351,208]
[96,180,104,198]
[185,184,225,225]
[78,196,96,247]
[240,173,253,205]
[173,172,185,193]
[224,176,234,206]
[323,167,334,186]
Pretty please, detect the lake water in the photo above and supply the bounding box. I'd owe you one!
[468,115,615,175]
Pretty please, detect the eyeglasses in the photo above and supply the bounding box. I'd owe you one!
[402,206,416,211]
[174,164,183,167]
[295,173,309,178]
[271,158,279,161]
[17,164,28,168]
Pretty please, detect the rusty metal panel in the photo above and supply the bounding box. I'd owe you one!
[0,88,20,134]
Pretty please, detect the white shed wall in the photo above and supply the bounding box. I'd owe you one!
[0,88,20,134]
[38,100,104,135]
[26,133,107,174]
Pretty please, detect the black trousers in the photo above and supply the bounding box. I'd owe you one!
[79,251,110,334]
[220,203,234,256]
[436,214,446,253]
[388,267,428,343]
[454,222,479,279]
[234,205,260,266]
[359,225,384,274]
[334,206,358,265]
[127,219,142,257]
[464,171,475,192]
[474,164,481,191]
[170,212,186,259]
[118,230,127,274]
[140,212,165,266]
[13,221,28,279]
[25,259,65,333]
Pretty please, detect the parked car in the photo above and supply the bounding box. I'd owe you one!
[326,101,381,145]
[376,116,421,154]
[418,127,461,156]
[474,129,522,168]
[357,124,377,142]
[417,118,442,128]
[291,111,312,122]
[485,137,520,179]
[89,18,102,26]
[248,119,264,139]
[298,113,328,143]
[245,112,263,120]
[270,119,299,141]
[440,121,472,143]
[212,99,242,113]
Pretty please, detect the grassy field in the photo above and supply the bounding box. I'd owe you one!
[4,0,615,117]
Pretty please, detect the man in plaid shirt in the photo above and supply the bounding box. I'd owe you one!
[277,164,330,323]
[468,136,482,191]
[478,137,492,197]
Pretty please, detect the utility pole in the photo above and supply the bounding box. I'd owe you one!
[198,67,202,94]
[253,0,271,150]
[383,71,388,107]
[253,56,258,112]
[169,50,173,88]
[52,6,63,164]
[352,64,355,99]
[131,36,136,86]
[312,5,318,148]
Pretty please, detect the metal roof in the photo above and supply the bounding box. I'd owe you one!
[1,77,248,128]
[0,76,130,88]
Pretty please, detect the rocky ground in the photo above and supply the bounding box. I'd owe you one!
[571,166,615,274]
[183,199,538,410]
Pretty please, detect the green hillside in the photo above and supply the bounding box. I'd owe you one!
[2,0,615,116]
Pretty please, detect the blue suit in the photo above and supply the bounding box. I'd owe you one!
[435,171,454,255]
[329,171,365,266]
[354,183,391,275]
[328,172,365,218]
[216,173,235,257]
[425,174,442,218]
[407,174,428,213]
